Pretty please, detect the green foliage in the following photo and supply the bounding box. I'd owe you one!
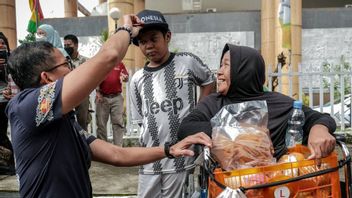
[171,48,179,53]
[100,29,109,43]
[302,94,310,106]
[322,55,351,101]
[19,32,36,44]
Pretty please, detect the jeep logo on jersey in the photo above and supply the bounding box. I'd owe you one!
[144,98,184,116]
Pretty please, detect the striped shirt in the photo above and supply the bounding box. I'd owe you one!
[130,52,215,174]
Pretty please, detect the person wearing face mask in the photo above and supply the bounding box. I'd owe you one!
[36,24,69,58]
[0,32,15,175]
[63,34,88,68]
[63,34,91,131]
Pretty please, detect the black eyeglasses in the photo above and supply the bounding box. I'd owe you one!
[45,59,73,72]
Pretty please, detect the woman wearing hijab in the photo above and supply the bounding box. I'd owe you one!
[36,24,69,58]
[178,43,336,160]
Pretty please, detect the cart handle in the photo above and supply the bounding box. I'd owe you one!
[241,156,349,191]
[336,140,352,198]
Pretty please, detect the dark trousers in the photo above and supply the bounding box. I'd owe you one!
[75,97,91,131]
[0,102,12,151]
[0,101,15,170]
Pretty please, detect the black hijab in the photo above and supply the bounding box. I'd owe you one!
[221,44,265,99]
[178,43,336,158]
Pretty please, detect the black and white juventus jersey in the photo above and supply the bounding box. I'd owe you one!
[130,52,215,174]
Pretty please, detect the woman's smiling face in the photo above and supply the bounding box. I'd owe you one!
[217,51,231,95]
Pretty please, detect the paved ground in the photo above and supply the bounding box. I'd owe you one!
[0,128,140,197]
[90,162,139,196]
[0,161,139,197]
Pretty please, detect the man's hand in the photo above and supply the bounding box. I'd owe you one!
[169,132,212,158]
[307,124,336,160]
[2,87,12,100]
[122,14,143,38]
[120,73,128,82]
[95,91,103,103]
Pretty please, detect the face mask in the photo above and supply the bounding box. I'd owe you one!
[0,49,8,65]
[36,34,47,42]
[64,47,74,57]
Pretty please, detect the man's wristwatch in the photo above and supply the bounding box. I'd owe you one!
[164,142,175,159]
[115,25,133,44]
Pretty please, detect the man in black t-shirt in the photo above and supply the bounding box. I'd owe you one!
[6,15,211,197]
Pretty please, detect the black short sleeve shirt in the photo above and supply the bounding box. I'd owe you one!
[6,79,96,198]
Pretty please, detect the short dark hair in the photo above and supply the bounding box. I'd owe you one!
[134,26,170,46]
[139,26,169,36]
[7,41,56,90]
[64,34,78,44]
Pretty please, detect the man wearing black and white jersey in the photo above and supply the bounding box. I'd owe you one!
[130,9,215,198]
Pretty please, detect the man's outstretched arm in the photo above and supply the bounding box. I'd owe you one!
[90,132,212,167]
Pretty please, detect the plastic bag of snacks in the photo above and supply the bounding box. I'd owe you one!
[210,100,275,171]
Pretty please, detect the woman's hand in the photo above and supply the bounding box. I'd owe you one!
[307,124,336,160]
[169,132,212,158]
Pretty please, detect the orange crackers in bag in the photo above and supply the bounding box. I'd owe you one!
[210,101,276,171]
